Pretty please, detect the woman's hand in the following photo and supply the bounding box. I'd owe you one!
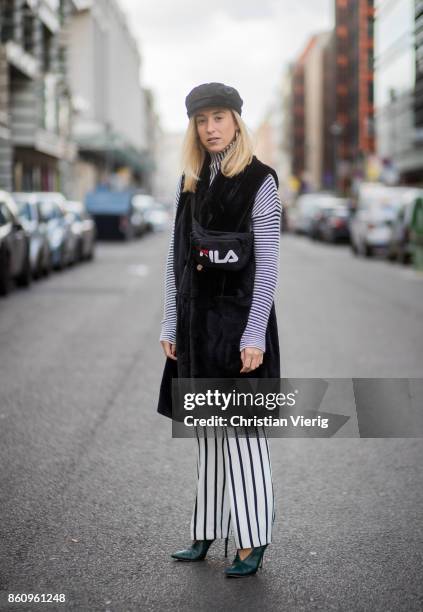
[240,347,263,373]
[161,340,177,360]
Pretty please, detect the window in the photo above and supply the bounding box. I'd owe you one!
[43,26,52,72]
[375,46,415,108]
[23,11,34,54]
[0,1,14,43]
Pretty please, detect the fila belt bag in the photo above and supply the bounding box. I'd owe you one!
[190,216,253,272]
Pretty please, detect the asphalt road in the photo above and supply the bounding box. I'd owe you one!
[0,231,422,612]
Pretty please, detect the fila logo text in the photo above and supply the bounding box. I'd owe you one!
[199,249,239,264]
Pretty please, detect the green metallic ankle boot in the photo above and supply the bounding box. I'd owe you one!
[224,544,268,577]
[171,539,215,561]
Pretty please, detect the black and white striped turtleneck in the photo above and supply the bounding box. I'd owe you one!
[160,142,281,352]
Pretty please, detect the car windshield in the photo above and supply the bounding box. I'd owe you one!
[39,201,56,219]
[360,187,409,213]
[333,207,348,216]
[16,202,32,219]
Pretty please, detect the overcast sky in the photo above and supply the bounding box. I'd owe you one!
[119,0,334,133]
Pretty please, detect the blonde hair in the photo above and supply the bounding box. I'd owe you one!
[180,110,254,193]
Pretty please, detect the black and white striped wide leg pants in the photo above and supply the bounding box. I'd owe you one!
[190,426,275,549]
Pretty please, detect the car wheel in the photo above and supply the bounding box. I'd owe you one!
[387,245,397,261]
[364,244,373,257]
[57,246,66,270]
[78,241,84,262]
[44,252,52,276]
[16,248,32,287]
[0,250,12,296]
[34,253,44,280]
[399,249,410,265]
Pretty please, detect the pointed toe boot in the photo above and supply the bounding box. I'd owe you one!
[224,544,268,577]
[171,539,215,561]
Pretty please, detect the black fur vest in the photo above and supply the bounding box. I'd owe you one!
[157,153,281,419]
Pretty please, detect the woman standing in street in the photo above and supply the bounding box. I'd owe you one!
[157,82,282,577]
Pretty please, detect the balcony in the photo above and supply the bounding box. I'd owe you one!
[25,0,60,33]
[4,41,40,80]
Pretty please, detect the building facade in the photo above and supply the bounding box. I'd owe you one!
[290,33,333,192]
[416,0,423,132]
[291,38,314,190]
[0,0,77,193]
[335,0,375,191]
[141,87,159,194]
[67,0,155,199]
[322,30,336,189]
[279,64,293,190]
[152,130,183,205]
[374,0,423,183]
[304,31,332,191]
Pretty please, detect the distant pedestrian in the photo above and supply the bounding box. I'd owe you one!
[157,82,281,577]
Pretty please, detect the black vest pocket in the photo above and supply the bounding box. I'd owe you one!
[206,295,252,375]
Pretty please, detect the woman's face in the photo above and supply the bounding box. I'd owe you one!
[194,107,237,153]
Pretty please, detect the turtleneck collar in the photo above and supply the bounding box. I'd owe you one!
[208,136,238,169]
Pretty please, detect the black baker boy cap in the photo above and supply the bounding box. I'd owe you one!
[185,82,243,118]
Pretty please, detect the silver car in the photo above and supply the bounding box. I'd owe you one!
[13,192,51,278]
[294,193,338,236]
[350,183,412,257]
[63,201,96,261]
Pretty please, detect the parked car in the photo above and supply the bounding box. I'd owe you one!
[280,205,289,233]
[64,201,96,261]
[34,192,74,269]
[387,188,423,263]
[316,199,351,243]
[13,192,52,278]
[142,201,170,232]
[294,192,337,236]
[286,204,300,233]
[309,196,350,241]
[131,194,157,234]
[349,183,412,257]
[85,187,146,240]
[0,191,32,296]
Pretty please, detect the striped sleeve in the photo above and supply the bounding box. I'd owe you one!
[159,176,182,344]
[239,174,281,353]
